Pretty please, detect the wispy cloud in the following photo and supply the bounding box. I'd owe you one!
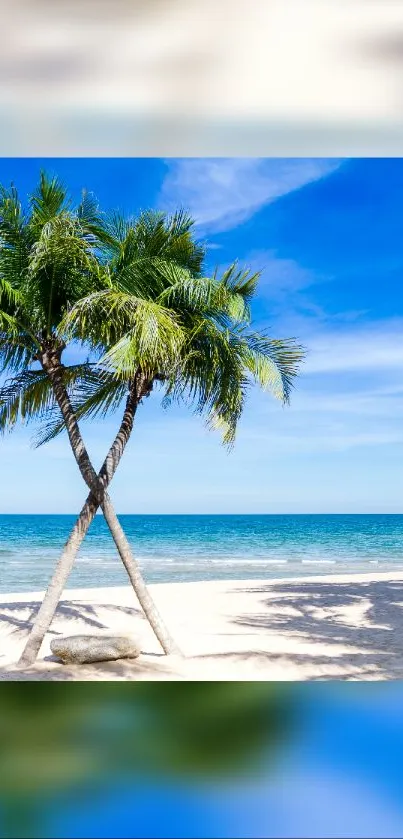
[248,249,316,298]
[242,428,403,454]
[245,248,329,321]
[305,319,403,374]
[292,385,403,418]
[159,158,343,233]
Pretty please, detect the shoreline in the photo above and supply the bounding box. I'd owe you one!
[1,569,403,680]
[2,565,403,599]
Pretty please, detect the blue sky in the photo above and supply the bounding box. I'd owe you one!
[1,157,403,514]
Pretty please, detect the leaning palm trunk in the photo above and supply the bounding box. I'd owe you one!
[19,490,99,666]
[19,359,179,667]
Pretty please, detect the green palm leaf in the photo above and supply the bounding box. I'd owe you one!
[0,370,56,432]
[29,172,69,235]
[241,332,304,403]
[0,172,305,454]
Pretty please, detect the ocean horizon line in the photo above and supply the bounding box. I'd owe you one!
[1,512,403,517]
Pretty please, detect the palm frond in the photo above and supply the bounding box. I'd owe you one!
[241,333,305,403]
[31,408,65,448]
[77,190,114,248]
[0,336,35,374]
[161,317,305,445]
[26,214,103,333]
[77,190,99,228]
[29,172,69,234]
[0,362,99,435]
[0,186,31,299]
[107,209,205,277]
[0,370,56,433]
[74,373,127,422]
[0,185,26,243]
[0,278,22,310]
[219,261,260,303]
[62,289,185,371]
[100,298,185,378]
[0,311,27,340]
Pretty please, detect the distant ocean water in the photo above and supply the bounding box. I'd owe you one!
[0,514,403,593]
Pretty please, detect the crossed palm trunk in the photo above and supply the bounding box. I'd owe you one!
[18,352,180,667]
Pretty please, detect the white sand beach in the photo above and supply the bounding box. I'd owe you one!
[1,570,403,681]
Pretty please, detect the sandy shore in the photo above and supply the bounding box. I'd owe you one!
[1,569,403,680]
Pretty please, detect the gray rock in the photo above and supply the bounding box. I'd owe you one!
[50,633,141,665]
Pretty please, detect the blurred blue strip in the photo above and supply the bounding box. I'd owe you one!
[49,685,403,839]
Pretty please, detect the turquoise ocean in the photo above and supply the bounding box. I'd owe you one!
[1,514,403,593]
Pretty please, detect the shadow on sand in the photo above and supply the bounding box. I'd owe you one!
[195,578,403,680]
[0,597,144,635]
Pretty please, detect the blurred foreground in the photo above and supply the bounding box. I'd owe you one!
[1,0,403,154]
[0,682,402,838]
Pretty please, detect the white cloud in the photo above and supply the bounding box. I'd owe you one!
[304,320,403,375]
[293,386,403,418]
[159,158,343,233]
[248,249,316,299]
[245,248,329,320]
[241,425,403,455]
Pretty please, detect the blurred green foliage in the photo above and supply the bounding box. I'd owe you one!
[0,682,295,837]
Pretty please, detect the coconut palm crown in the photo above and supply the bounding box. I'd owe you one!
[0,177,304,448]
[53,211,305,447]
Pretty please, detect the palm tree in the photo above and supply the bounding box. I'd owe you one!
[0,176,305,667]
[0,177,189,661]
